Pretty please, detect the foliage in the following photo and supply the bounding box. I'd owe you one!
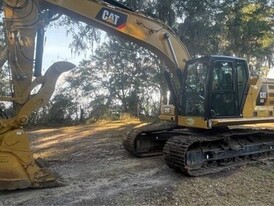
[223,0,274,68]
[0,7,6,56]
[29,93,76,126]
[51,16,101,55]
[0,65,9,96]
[0,65,12,117]
[36,0,274,125]
[1,0,274,125]
[63,37,165,121]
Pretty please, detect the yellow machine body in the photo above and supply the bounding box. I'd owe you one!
[1,0,274,189]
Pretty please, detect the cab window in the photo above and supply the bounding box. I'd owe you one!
[183,62,207,116]
[211,61,236,117]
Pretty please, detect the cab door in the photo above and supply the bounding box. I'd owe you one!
[210,60,237,117]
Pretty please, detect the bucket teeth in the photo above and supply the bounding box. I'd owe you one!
[0,129,64,190]
[32,165,65,188]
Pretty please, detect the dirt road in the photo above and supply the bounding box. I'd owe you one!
[1,120,274,205]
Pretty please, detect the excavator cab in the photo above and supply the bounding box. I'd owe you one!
[180,56,249,127]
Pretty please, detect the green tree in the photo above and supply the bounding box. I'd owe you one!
[64,37,165,119]
[223,0,274,68]
[47,93,76,125]
[173,0,274,68]
[0,7,7,67]
[175,0,224,56]
[52,16,101,55]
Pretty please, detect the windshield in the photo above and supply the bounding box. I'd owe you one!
[183,61,208,116]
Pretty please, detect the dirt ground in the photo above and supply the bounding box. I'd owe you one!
[0,119,274,206]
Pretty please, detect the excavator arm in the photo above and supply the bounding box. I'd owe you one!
[41,0,190,70]
[0,0,190,190]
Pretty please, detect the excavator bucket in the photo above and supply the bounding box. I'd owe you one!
[0,61,75,190]
[0,129,63,190]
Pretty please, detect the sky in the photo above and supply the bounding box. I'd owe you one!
[41,26,96,94]
[42,26,92,73]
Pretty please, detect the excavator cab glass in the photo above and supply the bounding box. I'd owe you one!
[182,56,249,119]
[211,61,236,116]
[182,58,208,116]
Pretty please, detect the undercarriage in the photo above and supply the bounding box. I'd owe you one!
[122,123,274,176]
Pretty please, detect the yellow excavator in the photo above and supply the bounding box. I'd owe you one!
[0,0,274,190]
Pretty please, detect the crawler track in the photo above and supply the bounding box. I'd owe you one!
[163,129,274,176]
[122,122,178,157]
[123,123,274,176]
